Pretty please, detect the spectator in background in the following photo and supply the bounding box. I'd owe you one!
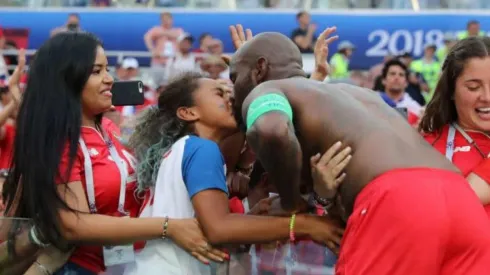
[397,52,427,106]
[350,70,368,88]
[410,44,440,102]
[378,59,423,126]
[329,40,354,80]
[194,33,213,54]
[117,57,140,81]
[3,40,18,76]
[0,29,8,80]
[93,0,111,7]
[291,11,317,53]
[0,79,19,173]
[200,55,229,81]
[164,33,198,82]
[368,54,393,89]
[0,79,19,216]
[208,38,224,56]
[458,20,485,40]
[437,33,457,63]
[144,12,184,87]
[50,13,82,37]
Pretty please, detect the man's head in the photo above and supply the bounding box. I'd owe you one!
[467,20,480,37]
[119,57,139,80]
[229,32,305,127]
[178,33,194,54]
[338,41,355,58]
[423,44,436,59]
[66,13,80,30]
[160,12,173,29]
[296,11,310,28]
[398,52,413,66]
[382,59,408,94]
[199,33,213,51]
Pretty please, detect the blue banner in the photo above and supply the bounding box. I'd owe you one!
[1,9,489,69]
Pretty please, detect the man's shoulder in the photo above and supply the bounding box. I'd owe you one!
[291,28,305,37]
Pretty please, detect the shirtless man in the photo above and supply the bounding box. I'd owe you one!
[229,29,490,274]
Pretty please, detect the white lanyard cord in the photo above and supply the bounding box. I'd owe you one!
[79,130,129,214]
[446,123,485,162]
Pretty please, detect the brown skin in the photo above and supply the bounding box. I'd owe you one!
[230,32,458,220]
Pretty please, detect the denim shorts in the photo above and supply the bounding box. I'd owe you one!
[53,262,97,275]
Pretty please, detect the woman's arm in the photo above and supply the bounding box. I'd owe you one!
[192,189,343,250]
[466,158,490,205]
[56,181,227,264]
[57,181,192,245]
[467,173,490,205]
[193,190,306,244]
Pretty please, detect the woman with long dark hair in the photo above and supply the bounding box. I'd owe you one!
[125,72,344,274]
[420,36,490,218]
[1,32,225,275]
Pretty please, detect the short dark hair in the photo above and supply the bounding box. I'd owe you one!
[296,11,308,20]
[467,20,480,28]
[199,33,211,45]
[161,12,172,19]
[68,13,79,19]
[381,59,408,79]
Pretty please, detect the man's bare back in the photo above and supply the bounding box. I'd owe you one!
[242,77,457,217]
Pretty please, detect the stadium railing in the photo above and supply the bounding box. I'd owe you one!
[1,49,318,75]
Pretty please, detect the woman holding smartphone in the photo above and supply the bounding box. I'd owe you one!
[1,32,225,275]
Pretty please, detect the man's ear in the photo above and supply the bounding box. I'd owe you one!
[256,57,269,83]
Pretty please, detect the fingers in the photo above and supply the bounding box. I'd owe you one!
[206,248,228,262]
[245,28,253,41]
[329,233,343,247]
[229,25,241,50]
[323,26,337,39]
[236,24,246,42]
[316,27,337,47]
[325,35,339,45]
[334,226,345,236]
[318,141,342,166]
[9,49,26,89]
[326,240,340,256]
[310,153,321,167]
[329,147,352,167]
[336,172,347,184]
[191,251,210,265]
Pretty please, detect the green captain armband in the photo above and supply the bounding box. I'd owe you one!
[246,93,293,130]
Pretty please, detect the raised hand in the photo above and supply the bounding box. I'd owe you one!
[229,24,253,51]
[8,48,26,105]
[311,27,339,81]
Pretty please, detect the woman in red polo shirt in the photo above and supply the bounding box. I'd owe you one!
[1,33,226,275]
[420,37,490,218]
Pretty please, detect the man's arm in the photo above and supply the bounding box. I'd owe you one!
[244,91,303,212]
